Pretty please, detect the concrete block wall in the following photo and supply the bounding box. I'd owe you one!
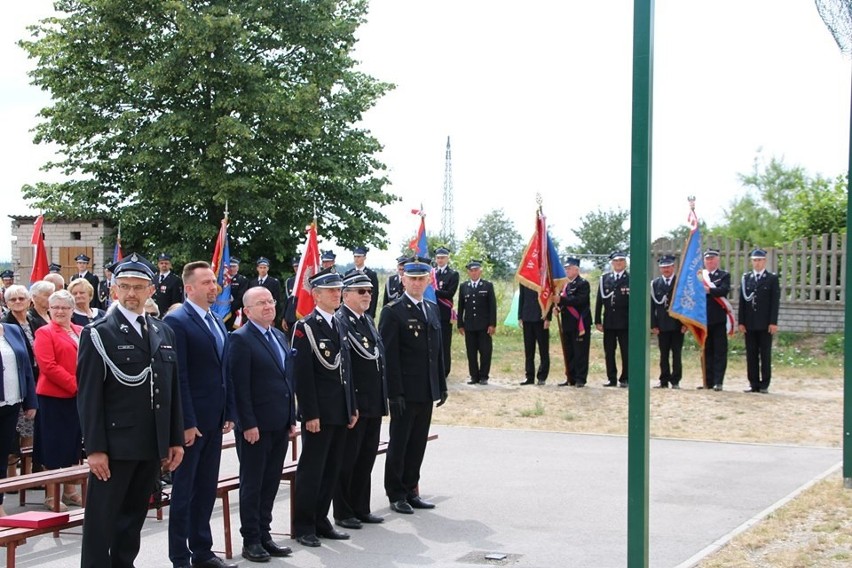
[778,303,844,334]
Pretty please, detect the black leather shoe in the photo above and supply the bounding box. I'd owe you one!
[192,557,238,568]
[261,540,292,557]
[407,495,435,509]
[479,379,488,385]
[618,382,628,388]
[603,381,617,387]
[536,380,546,385]
[558,381,571,387]
[759,389,769,394]
[652,383,668,389]
[356,513,384,524]
[466,379,479,384]
[390,499,414,514]
[296,534,321,547]
[575,383,585,388]
[671,384,680,389]
[241,544,271,563]
[743,388,758,393]
[318,528,350,540]
[519,379,534,385]
[713,385,723,391]
[335,517,362,530]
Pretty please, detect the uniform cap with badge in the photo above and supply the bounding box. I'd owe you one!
[404,256,432,276]
[229,257,240,266]
[290,255,301,267]
[352,246,368,257]
[343,273,373,289]
[256,256,271,266]
[157,253,172,261]
[48,263,62,273]
[657,254,675,267]
[75,253,91,263]
[320,250,337,262]
[309,267,343,289]
[434,247,450,257]
[609,251,627,261]
[113,253,156,280]
[396,255,408,267]
[563,256,580,267]
[1,269,14,280]
[465,259,482,270]
[750,248,767,259]
[703,248,720,258]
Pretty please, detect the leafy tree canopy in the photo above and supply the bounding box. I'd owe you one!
[19,0,396,269]
[466,209,522,279]
[571,207,630,268]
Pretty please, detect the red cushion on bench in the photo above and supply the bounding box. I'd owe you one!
[0,511,70,528]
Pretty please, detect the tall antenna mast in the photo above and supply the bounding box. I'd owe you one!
[440,136,455,246]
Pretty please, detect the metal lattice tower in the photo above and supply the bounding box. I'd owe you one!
[440,136,455,245]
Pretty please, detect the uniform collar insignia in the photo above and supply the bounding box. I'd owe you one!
[119,323,129,334]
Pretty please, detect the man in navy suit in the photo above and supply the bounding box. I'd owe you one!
[165,261,236,568]
[228,286,296,562]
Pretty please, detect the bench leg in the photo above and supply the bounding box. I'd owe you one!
[7,541,18,568]
[221,493,232,560]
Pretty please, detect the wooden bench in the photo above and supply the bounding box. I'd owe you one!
[0,509,86,568]
[0,464,90,513]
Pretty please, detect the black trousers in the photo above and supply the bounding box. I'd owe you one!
[385,401,433,503]
[562,328,590,384]
[81,458,160,568]
[440,320,453,378]
[464,329,492,381]
[745,329,774,390]
[603,328,629,383]
[235,428,290,545]
[334,415,382,520]
[522,321,550,382]
[293,423,347,537]
[0,403,21,506]
[704,322,728,387]
[657,330,684,385]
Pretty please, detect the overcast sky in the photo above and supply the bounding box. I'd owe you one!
[2,0,850,269]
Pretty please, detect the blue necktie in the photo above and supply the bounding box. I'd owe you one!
[205,312,224,355]
[265,330,284,368]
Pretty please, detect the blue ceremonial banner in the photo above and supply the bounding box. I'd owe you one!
[669,226,707,346]
[211,217,233,321]
[410,211,436,303]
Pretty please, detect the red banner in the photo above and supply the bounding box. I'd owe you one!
[30,215,49,284]
[294,222,321,319]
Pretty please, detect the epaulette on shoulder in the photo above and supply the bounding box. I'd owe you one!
[386,297,404,308]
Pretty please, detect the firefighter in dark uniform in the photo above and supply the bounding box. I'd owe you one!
[153,253,184,316]
[282,256,301,335]
[738,248,781,393]
[650,255,685,389]
[332,273,388,529]
[247,257,284,329]
[379,256,447,514]
[703,248,732,390]
[77,253,184,567]
[432,247,459,379]
[291,268,357,547]
[557,256,592,387]
[457,259,497,385]
[49,262,62,274]
[344,246,380,318]
[71,253,102,309]
[382,256,407,307]
[320,250,337,272]
[595,251,630,387]
[97,263,114,310]
[225,257,248,331]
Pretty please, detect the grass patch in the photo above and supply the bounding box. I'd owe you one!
[519,400,545,417]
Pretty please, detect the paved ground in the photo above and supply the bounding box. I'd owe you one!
[7,425,841,567]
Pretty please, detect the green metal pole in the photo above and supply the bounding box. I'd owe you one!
[844,62,851,489]
[628,0,654,565]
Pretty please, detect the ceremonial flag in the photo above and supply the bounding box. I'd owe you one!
[30,215,49,284]
[210,215,232,321]
[409,209,436,303]
[112,223,123,264]
[516,207,567,319]
[294,221,321,319]
[669,206,707,347]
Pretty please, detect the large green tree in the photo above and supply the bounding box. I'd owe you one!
[715,155,847,245]
[571,207,630,267]
[19,0,395,269]
[466,209,522,279]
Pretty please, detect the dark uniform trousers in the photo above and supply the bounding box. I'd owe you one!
[464,329,492,382]
[440,320,453,378]
[293,425,348,536]
[560,317,591,385]
[745,331,773,391]
[384,401,433,502]
[522,322,549,382]
[603,329,628,383]
[657,330,684,385]
[334,415,382,519]
[236,428,290,544]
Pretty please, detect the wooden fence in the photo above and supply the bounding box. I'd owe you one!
[651,233,846,333]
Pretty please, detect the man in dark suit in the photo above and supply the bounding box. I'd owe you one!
[344,246,380,318]
[651,255,685,389]
[77,253,184,568]
[379,256,447,514]
[247,257,284,329]
[333,273,387,530]
[382,256,407,307]
[154,253,184,316]
[291,268,358,547]
[702,248,733,390]
[433,247,459,379]
[518,284,552,386]
[225,257,248,331]
[227,286,295,562]
[557,257,592,387]
[595,251,630,387]
[165,261,236,568]
[457,259,497,385]
[71,253,102,309]
[738,248,781,393]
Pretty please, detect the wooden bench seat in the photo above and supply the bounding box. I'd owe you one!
[0,507,86,568]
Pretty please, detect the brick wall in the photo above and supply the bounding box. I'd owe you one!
[778,303,844,334]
